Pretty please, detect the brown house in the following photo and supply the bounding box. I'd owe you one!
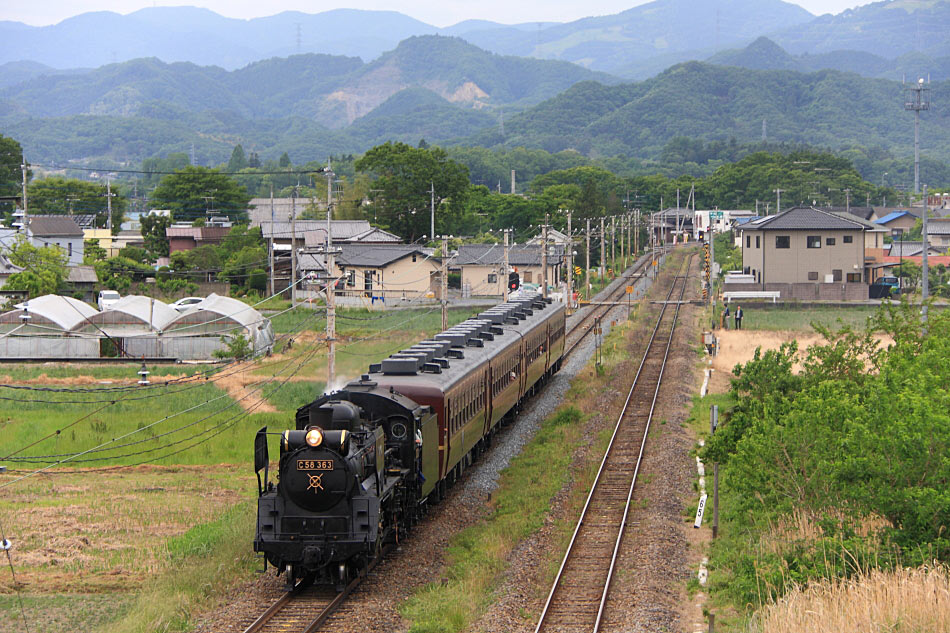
[166,226,231,253]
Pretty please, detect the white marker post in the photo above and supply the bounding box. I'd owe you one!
[694,493,708,529]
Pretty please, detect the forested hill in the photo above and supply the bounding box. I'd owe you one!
[0,36,614,129]
[708,36,950,82]
[472,62,950,162]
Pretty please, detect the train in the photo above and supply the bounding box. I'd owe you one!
[253,291,566,588]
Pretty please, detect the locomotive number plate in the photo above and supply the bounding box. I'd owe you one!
[297,459,333,471]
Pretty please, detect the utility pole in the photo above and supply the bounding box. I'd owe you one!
[325,162,337,392]
[566,211,573,312]
[20,162,28,233]
[905,78,930,195]
[429,181,435,243]
[105,177,115,235]
[541,214,549,298]
[503,229,510,302]
[619,214,625,268]
[585,218,591,302]
[441,235,449,330]
[634,210,639,256]
[600,216,606,281]
[611,215,616,270]
[774,188,785,214]
[291,187,297,308]
[844,188,852,215]
[269,185,275,296]
[922,184,929,326]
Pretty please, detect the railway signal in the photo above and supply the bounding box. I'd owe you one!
[508,271,520,292]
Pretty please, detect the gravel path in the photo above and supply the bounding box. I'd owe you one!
[195,253,669,633]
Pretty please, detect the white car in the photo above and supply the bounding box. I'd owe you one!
[169,296,204,312]
[97,290,121,310]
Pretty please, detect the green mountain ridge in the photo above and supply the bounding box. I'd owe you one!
[470,61,950,162]
[709,36,950,81]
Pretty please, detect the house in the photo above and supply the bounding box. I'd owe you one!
[737,207,867,299]
[925,219,950,249]
[298,244,440,304]
[875,210,918,236]
[27,215,84,266]
[247,197,324,226]
[693,209,756,240]
[0,253,23,289]
[66,265,99,302]
[527,228,572,248]
[261,220,379,252]
[83,228,120,257]
[456,243,564,296]
[166,225,232,253]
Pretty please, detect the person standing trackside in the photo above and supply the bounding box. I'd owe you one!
[735,305,743,330]
[722,304,730,330]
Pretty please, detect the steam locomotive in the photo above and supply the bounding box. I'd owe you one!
[253,292,565,588]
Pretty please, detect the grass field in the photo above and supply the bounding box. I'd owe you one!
[720,305,880,332]
[0,303,484,633]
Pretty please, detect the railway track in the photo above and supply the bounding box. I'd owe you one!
[241,545,389,633]
[240,249,674,633]
[535,253,694,633]
[563,249,662,357]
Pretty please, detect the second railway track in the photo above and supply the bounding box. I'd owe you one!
[535,253,694,633]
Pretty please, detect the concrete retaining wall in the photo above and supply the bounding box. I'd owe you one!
[722,282,868,302]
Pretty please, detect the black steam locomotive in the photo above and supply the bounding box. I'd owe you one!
[253,292,565,588]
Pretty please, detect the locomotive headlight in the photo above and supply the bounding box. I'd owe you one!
[305,428,324,447]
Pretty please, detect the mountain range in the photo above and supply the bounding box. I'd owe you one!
[2,0,950,170]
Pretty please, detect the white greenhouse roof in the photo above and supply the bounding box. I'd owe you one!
[91,295,179,330]
[12,294,99,331]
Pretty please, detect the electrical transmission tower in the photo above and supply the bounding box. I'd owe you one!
[904,78,930,195]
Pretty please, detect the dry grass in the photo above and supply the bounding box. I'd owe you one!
[755,510,891,557]
[0,465,247,593]
[749,565,950,633]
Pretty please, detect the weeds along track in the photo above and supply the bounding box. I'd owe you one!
[535,253,694,633]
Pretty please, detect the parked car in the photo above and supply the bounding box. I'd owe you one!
[97,290,121,310]
[169,296,204,312]
[869,276,901,299]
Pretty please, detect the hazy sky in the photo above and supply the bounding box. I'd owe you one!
[4,0,870,28]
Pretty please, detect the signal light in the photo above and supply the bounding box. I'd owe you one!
[508,271,520,291]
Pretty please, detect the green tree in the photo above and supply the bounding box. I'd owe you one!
[0,135,26,214]
[95,256,153,291]
[150,166,251,223]
[83,238,108,264]
[4,235,68,298]
[141,213,172,258]
[27,176,126,231]
[279,152,291,168]
[227,145,248,172]
[355,142,470,242]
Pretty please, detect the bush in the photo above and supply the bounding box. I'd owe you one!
[213,334,252,360]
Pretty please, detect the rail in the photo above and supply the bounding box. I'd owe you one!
[535,253,693,633]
